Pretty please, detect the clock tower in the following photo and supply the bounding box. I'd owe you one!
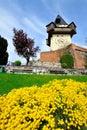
[40,15,87,69]
[46,15,76,50]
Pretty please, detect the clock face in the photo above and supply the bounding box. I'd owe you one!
[55,37,65,46]
[51,34,71,51]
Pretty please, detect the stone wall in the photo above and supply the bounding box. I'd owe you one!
[40,45,71,62]
[71,44,87,68]
[4,66,87,75]
[40,51,60,62]
[40,44,87,69]
[33,61,61,68]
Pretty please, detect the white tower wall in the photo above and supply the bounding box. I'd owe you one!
[50,34,71,51]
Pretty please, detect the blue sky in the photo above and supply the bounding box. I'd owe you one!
[0,0,87,64]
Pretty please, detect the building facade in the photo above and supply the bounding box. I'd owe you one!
[40,15,87,69]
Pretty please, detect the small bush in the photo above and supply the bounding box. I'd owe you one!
[84,64,87,68]
[60,53,74,68]
[61,62,68,68]
[14,60,21,66]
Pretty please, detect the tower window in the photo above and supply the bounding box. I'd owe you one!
[55,18,61,24]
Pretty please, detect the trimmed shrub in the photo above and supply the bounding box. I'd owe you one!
[61,62,68,68]
[60,53,74,68]
[14,60,21,66]
[84,64,87,68]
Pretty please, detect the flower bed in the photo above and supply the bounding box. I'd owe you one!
[0,79,87,130]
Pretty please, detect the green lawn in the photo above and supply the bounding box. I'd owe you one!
[0,73,87,95]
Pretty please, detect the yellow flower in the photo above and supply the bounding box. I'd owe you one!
[0,79,87,129]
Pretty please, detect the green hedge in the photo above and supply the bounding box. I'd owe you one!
[14,60,21,66]
[60,53,74,68]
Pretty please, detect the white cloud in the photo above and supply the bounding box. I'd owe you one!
[23,17,46,36]
[22,15,49,56]
[0,1,50,64]
[7,37,26,63]
[40,39,50,52]
[0,8,20,33]
[1,11,48,63]
[41,0,70,24]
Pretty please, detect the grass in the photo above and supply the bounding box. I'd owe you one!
[0,73,87,95]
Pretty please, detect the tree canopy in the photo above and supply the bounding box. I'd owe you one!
[0,36,9,65]
[12,28,40,65]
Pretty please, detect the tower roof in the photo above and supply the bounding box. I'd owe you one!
[55,15,68,25]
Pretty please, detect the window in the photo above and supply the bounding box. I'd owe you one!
[55,18,61,24]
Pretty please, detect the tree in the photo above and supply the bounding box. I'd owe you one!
[0,36,9,65]
[12,28,40,65]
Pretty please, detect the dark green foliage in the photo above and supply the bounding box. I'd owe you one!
[14,60,21,66]
[0,36,9,65]
[84,64,87,68]
[61,63,68,68]
[60,53,74,68]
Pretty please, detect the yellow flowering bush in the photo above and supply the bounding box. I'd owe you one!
[0,79,87,130]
